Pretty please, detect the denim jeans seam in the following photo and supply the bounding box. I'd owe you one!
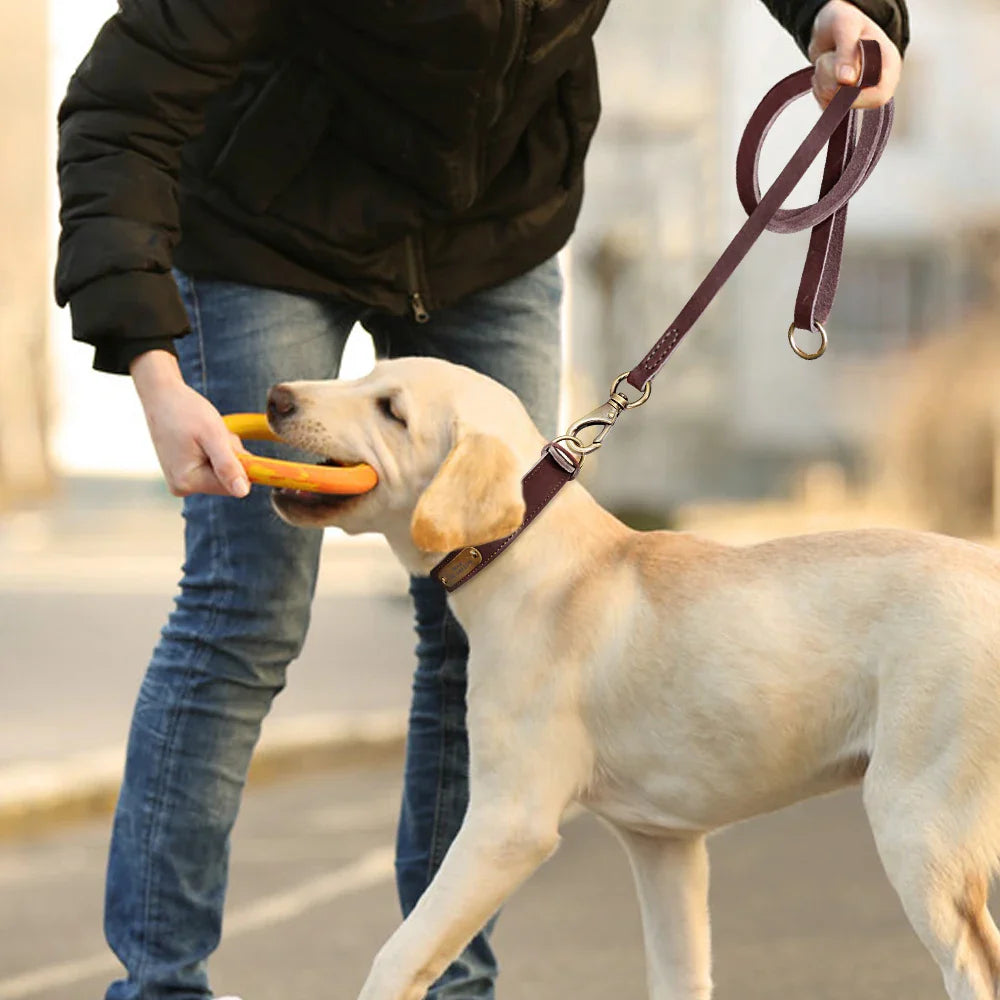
[187,277,209,396]
[130,279,205,987]
[134,296,230,991]
[136,617,221,988]
[426,612,452,878]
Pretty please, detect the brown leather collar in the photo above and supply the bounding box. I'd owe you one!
[432,442,580,590]
[435,41,892,593]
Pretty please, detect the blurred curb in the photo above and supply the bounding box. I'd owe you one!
[0,710,406,841]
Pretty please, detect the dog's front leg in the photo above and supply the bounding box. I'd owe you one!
[357,801,561,1000]
[615,829,712,1000]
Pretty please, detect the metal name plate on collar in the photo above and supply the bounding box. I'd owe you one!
[437,547,483,589]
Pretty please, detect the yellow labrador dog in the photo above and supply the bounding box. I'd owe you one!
[269,356,1000,1000]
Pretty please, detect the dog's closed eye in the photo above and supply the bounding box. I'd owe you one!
[377,395,408,429]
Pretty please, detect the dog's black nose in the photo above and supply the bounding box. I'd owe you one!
[267,384,297,423]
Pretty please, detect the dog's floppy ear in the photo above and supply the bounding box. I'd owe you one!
[411,432,526,553]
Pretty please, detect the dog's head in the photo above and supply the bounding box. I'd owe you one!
[268,357,545,572]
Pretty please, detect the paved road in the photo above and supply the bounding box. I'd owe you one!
[0,762,946,1000]
[0,586,414,767]
[0,488,416,767]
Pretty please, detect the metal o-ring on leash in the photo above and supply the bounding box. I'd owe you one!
[610,371,652,409]
[787,321,828,360]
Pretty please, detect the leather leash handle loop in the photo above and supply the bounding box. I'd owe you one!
[626,39,893,390]
[736,49,893,336]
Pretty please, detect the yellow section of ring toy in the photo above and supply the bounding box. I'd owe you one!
[223,413,378,495]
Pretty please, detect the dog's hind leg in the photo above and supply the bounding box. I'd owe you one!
[864,773,1000,1000]
[614,828,713,1000]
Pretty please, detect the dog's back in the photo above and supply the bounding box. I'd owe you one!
[573,527,1000,836]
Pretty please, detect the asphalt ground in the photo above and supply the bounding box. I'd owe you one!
[0,761,948,1000]
[0,483,418,834]
[0,586,413,767]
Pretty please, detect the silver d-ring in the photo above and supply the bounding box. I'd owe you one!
[551,433,596,457]
[787,321,828,360]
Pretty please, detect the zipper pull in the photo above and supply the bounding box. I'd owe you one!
[409,291,430,324]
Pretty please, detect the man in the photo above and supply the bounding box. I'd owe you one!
[56,1,907,997]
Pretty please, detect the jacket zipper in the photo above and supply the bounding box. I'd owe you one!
[467,0,533,207]
[464,1,531,208]
[405,235,430,323]
[489,0,530,129]
[407,2,531,312]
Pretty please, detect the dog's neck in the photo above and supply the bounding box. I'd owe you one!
[380,417,633,634]
[411,478,630,634]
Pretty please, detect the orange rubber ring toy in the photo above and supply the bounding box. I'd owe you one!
[223,413,378,495]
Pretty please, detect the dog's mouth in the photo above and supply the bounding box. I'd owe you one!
[271,458,371,521]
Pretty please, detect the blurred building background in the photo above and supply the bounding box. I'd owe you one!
[570,0,1000,534]
[0,3,50,505]
[1,0,997,537]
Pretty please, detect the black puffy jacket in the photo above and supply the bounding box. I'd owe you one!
[55,0,909,374]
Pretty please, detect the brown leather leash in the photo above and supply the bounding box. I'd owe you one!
[434,39,894,592]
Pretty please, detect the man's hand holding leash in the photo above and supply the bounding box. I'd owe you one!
[811,0,902,108]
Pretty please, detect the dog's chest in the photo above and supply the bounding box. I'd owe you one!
[577,741,771,834]
[580,776,709,836]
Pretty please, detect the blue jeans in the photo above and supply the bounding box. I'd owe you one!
[104,261,562,1000]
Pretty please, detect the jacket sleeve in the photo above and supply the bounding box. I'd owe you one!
[55,0,279,374]
[759,0,909,57]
